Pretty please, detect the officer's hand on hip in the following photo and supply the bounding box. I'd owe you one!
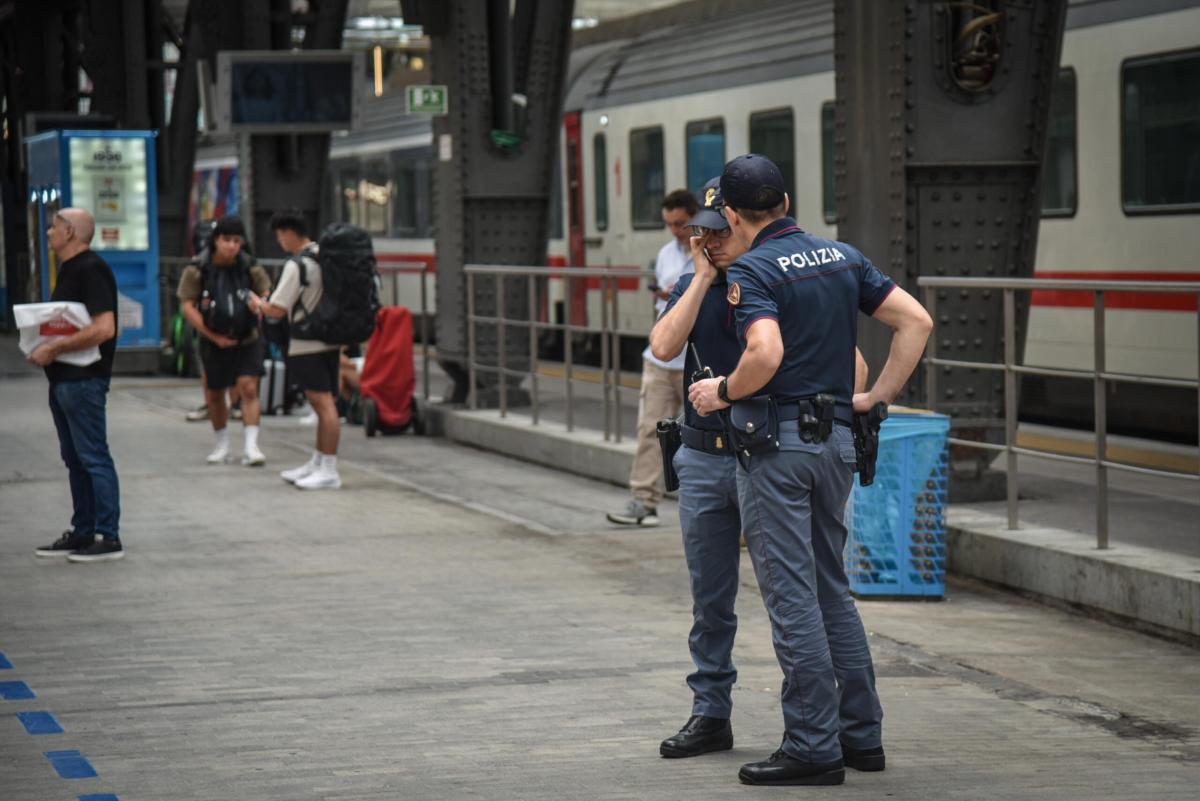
[853,392,882,414]
[689,376,729,417]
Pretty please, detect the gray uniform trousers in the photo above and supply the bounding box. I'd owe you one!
[735,421,883,762]
[673,443,742,718]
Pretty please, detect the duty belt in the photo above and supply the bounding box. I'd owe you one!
[775,396,853,427]
[681,424,733,456]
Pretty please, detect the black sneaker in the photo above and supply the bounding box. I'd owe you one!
[66,538,125,563]
[35,530,93,558]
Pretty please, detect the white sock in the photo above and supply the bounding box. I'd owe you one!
[319,453,338,470]
[309,450,321,466]
[214,427,229,449]
[245,425,260,451]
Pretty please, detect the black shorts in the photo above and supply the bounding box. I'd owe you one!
[201,338,264,390]
[289,349,340,394]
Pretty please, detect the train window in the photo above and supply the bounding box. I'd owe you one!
[1042,68,1077,217]
[392,156,423,238]
[363,160,392,235]
[550,152,564,240]
[594,133,608,231]
[630,126,665,229]
[820,102,836,224]
[685,118,725,197]
[749,108,795,204]
[340,170,362,228]
[1122,49,1200,214]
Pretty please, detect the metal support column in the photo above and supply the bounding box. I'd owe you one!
[1094,292,1108,549]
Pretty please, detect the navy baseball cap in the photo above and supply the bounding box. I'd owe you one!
[720,154,786,210]
[689,177,728,230]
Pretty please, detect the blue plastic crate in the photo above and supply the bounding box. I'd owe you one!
[844,410,950,599]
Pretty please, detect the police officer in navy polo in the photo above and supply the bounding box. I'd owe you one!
[652,177,870,762]
[689,154,933,786]
[648,177,745,759]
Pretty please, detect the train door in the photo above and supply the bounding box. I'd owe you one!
[562,112,587,323]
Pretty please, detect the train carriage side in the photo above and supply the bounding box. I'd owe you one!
[1025,3,1200,441]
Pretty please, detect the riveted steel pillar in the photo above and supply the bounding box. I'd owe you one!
[835,0,1066,496]
[409,0,574,404]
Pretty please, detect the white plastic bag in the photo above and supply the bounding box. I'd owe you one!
[13,302,102,367]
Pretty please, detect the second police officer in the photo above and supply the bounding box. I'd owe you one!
[689,155,933,786]
[651,177,871,762]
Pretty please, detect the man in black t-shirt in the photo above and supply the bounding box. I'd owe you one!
[28,208,124,562]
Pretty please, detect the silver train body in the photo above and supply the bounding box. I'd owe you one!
[191,0,1200,441]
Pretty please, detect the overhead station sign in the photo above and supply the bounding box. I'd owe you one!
[406,84,448,115]
[215,50,364,134]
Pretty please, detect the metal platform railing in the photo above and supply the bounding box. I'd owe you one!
[158,255,434,401]
[463,264,656,441]
[918,276,1200,549]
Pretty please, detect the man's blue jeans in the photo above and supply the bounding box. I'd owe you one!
[48,379,121,541]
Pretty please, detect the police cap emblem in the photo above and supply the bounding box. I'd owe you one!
[705,187,718,208]
[727,282,741,306]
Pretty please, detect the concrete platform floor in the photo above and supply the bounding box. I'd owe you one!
[1,374,1198,800]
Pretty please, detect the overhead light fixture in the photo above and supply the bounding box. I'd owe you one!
[373,45,384,97]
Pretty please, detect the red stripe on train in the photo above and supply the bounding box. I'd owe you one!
[1031,271,1199,312]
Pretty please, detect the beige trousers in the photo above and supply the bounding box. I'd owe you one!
[629,359,685,507]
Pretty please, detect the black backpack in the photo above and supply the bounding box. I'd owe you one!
[292,223,380,345]
[199,252,256,339]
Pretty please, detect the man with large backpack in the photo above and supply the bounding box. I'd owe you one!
[252,209,347,490]
[177,216,272,466]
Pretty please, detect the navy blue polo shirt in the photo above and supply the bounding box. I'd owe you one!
[663,271,743,431]
[726,217,896,405]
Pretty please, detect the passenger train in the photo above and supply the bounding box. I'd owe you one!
[190,0,1200,442]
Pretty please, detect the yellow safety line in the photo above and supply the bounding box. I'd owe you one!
[536,363,642,389]
[1016,431,1199,475]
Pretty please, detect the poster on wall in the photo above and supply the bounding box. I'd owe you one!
[68,137,149,251]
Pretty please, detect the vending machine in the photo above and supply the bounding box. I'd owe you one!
[25,129,159,371]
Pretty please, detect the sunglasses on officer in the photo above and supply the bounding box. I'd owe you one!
[691,224,732,239]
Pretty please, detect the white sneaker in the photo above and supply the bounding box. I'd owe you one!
[242,444,266,466]
[298,411,319,426]
[206,443,230,464]
[295,465,341,490]
[280,458,318,484]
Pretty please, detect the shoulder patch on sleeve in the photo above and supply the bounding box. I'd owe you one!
[726,282,741,306]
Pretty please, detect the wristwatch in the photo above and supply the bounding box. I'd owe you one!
[717,377,732,404]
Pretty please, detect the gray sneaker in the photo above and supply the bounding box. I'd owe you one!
[606,499,660,527]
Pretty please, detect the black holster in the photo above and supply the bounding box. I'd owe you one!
[799,393,837,444]
[728,395,779,470]
[657,417,682,492]
[851,402,888,486]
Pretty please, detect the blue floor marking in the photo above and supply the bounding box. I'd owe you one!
[0,680,36,700]
[0,652,12,669]
[45,749,98,779]
[17,710,65,735]
[79,796,120,801]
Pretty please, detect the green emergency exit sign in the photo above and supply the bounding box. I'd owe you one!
[406,85,448,114]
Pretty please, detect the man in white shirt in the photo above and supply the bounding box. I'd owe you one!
[607,189,698,526]
[251,209,342,490]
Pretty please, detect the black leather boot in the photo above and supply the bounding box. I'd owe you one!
[841,742,885,772]
[659,715,733,758]
[737,749,845,786]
